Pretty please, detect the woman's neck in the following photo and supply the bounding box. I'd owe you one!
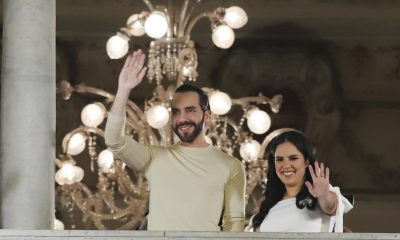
[284,185,302,199]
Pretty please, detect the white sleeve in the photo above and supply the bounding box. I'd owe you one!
[329,185,353,232]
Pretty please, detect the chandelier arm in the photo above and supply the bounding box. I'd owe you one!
[177,0,190,37]
[157,127,170,146]
[163,1,174,37]
[115,167,149,199]
[125,107,143,128]
[100,194,124,213]
[98,188,135,213]
[142,0,154,11]
[225,118,240,133]
[181,0,202,35]
[231,96,271,107]
[73,84,114,102]
[258,134,273,160]
[184,11,213,38]
[124,116,160,146]
[126,100,145,118]
[91,218,107,230]
[116,217,142,230]
[71,184,138,220]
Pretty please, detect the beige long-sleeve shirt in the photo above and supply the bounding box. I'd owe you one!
[105,113,246,231]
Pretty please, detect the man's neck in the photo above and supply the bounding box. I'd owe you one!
[179,134,209,148]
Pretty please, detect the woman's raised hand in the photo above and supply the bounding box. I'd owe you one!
[118,49,147,91]
[305,161,330,199]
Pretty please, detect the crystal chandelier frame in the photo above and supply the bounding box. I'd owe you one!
[56,79,282,229]
[106,0,249,84]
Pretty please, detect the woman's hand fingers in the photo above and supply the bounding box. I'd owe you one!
[325,166,329,180]
[308,164,316,182]
[305,181,315,197]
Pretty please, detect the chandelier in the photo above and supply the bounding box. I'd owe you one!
[105,0,248,84]
[54,0,283,230]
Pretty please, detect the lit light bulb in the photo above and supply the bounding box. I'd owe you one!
[98,149,114,173]
[212,25,235,49]
[146,104,170,129]
[81,102,106,128]
[54,218,65,230]
[224,6,248,29]
[144,11,168,38]
[64,132,87,156]
[246,108,271,134]
[240,139,261,161]
[208,91,232,115]
[106,34,129,59]
[55,162,84,185]
[126,14,145,36]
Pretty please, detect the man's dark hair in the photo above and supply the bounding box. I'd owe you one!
[174,84,210,112]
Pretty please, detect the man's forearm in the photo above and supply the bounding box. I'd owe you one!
[110,88,131,117]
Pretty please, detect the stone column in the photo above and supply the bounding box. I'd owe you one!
[1,0,55,229]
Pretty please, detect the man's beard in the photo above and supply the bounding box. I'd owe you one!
[173,115,205,143]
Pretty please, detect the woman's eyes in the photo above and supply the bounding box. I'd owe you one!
[275,156,299,161]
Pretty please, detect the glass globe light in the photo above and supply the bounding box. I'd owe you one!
[208,90,232,115]
[240,139,261,161]
[54,218,65,230]
[144,11,168,39]
[246,108,271,134]
[98,149,114,173]
[224,6,248,29]
[55,162,84,185]
[81,102,106,128]
[126,14,145,36]
[64,132,87,156]
[212,25,235,49]
[106,34,129,59]
[146,104,170,129]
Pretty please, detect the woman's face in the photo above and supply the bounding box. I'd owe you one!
[274,141,309,189]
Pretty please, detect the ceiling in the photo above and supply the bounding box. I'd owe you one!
[53,0,400,45]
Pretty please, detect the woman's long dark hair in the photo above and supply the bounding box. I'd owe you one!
[252,130,318,230]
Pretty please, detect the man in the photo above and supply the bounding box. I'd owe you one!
[105,49,245,231]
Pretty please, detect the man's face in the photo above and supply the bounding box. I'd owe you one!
[171,92,209,144]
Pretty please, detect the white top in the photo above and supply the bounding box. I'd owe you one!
[259,186,353,232]
[260,198,334,232]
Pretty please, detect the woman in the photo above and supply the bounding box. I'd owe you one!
[251,128,352,232]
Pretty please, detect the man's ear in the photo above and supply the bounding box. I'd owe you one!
[204,110,211,124]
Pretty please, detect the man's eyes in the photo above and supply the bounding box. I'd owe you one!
[171,110,179,115]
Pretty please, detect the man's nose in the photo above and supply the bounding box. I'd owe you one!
[174,112,188,123]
